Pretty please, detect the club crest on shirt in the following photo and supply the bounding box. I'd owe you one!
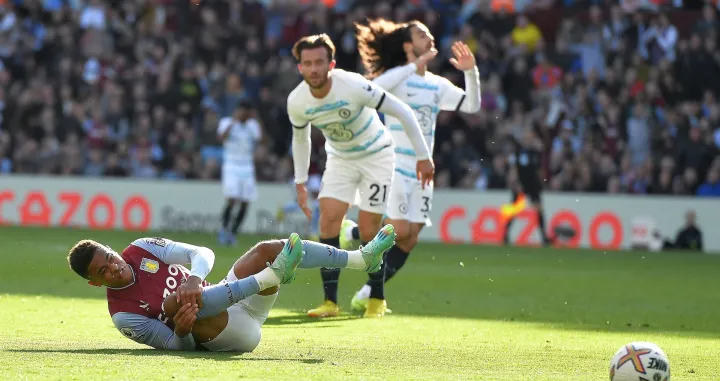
[140,258,160,274]
[338,108,351,119]
[145,238,167,247]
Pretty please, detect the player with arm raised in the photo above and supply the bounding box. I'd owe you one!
[345,19,481,315]
[65,225,396,351]
[287,34,434,318]
[217,100,262,246]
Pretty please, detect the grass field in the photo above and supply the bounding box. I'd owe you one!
[1,226,719,380]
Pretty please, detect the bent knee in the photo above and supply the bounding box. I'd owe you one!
[252,240,284,257]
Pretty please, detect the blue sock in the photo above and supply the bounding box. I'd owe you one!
[299,240,349,269]
[196,277,260,319]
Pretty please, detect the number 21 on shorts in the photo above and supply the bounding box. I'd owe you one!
[368,183,387,207]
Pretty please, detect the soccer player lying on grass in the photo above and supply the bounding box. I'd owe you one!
[65,225,396,352]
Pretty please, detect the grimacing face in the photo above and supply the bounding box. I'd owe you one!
[86,247,134,288]
[408,24,434,58]
[297,47,335,89]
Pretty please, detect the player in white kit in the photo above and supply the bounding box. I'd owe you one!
[344,19,481,313]
[217,101,262,246]
[286,34,434,318]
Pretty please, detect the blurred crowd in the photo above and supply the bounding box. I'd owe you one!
[0,0,719,197]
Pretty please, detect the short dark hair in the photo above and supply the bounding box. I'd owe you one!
[67,240,102,279]
[292,34,336,62]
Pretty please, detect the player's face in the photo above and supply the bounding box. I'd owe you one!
[297,47,335,89]
[86,248,133,288]
[234,107,249,121]
[409,24,435,57]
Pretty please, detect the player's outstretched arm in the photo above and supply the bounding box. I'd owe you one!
[111,312,197,351]
[372,63,417,91]
[442,42,481,114]
[371,49,437,90]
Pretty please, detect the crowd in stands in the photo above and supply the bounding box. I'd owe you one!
[0,0,718,197]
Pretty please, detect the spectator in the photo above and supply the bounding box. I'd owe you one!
[696,168,720,196]
[511,14,542,52]
[663,210,703,251]
[0,0,715,200]
[641,13,678,63]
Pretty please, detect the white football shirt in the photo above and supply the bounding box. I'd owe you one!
[217,117,261,177]
[381,71,464,178]
[287,68,394,159]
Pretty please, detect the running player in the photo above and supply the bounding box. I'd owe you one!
[287,34,435,318]
[217,100,261,246]
[343,19,481,315]
[66,226,396,351]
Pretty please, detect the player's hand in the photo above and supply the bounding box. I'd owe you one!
[173,303,198,338]
[176,276,203,309]
[414,48,438,70]
[295,183,313,221]
[416,159,435,189]
[449,41,476,71]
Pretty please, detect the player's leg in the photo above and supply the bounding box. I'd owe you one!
[383,180,432,284]
[220,170,241,246]
[503,189,521,245]
[230,178,257,239]
[307,154,357,318]
[185,231,396,351]
[350,171,410,313]
[528,189,552,245]
[355,149,395,317]
[161,236,304,351]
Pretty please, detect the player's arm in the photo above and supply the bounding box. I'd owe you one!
[355,77,430,160]
[287,96,311,185]
[371,63,417,91]
[287,94,313,219]
[217,117,233,142]
[377,91,431,160]
[250,118,263,144]
[438,69,481,114]
[371,49,437,91]
[112,312,197,351]
[132,238,214,307]
[131,238,215,281]
[441,42,481,114]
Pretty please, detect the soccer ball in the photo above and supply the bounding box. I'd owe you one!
[609,341,670,381]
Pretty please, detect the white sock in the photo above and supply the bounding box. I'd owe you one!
[357,284,371,299]
[343,225,354,242]
[253,267,281,290]
[346,250,367,270]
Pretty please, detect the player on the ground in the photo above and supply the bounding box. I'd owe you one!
[66,225,396,351]
[217,100,261,246]
[340,19,481,315]
[287,34,435,318]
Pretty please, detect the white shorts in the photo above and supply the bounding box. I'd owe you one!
[319,148,394,215]
[222,171,258,201]
[200,267,278,352]
[385,170,433,227]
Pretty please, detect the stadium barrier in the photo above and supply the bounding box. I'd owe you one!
[1,175,717,253]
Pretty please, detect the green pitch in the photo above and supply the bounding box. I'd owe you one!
[1,226,719,380]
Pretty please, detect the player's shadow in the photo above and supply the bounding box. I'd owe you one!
[264,313,359,327]
[6,349,323,364]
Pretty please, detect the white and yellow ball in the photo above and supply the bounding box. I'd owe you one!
[609,341,670,381]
